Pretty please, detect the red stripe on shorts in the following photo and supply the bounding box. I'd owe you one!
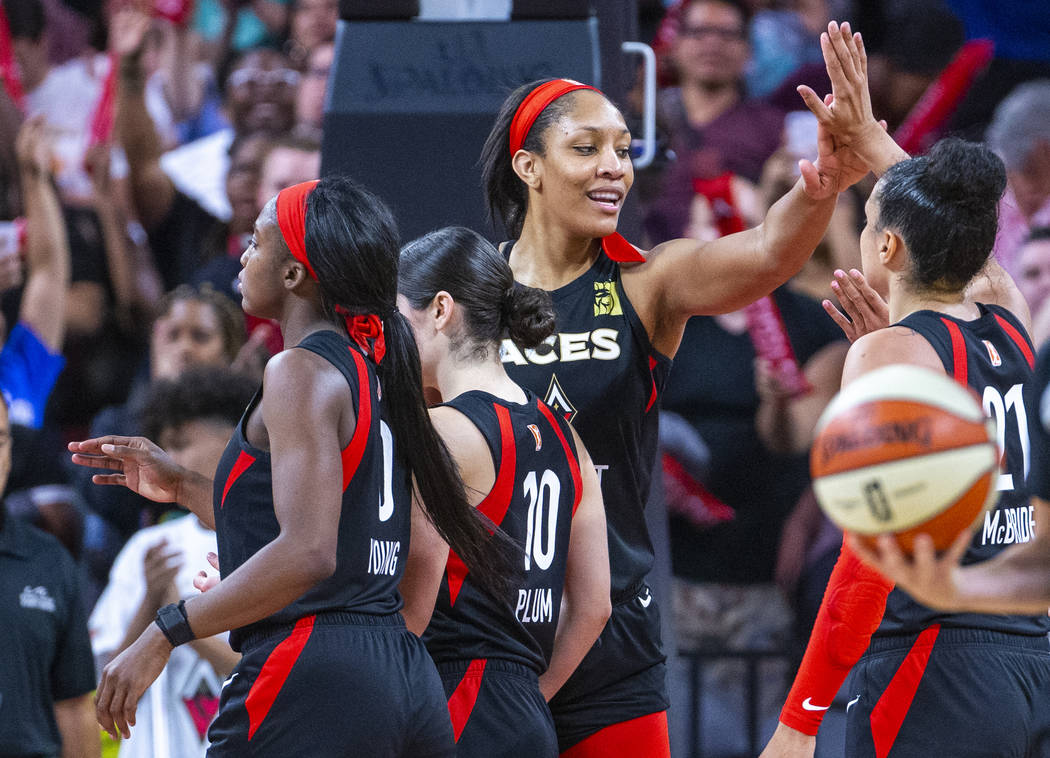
[245,615,316,740]
[869,624,941,758]
[447,658,487,742]
[560,711,670,758]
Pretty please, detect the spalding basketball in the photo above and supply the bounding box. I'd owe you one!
[811,364,998,554]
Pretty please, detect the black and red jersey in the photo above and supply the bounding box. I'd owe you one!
[212,330,412,651]
[423,390,583,673]
[500,245,671,600]
[880,303,1050,635]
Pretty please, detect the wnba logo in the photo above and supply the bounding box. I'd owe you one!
[982,340,1002,366]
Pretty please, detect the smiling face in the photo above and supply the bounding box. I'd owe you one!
[528,90,634,240]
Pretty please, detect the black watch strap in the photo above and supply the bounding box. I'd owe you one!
[155,599,195,647]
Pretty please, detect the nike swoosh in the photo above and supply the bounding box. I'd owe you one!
[221,673,238,691]
[638,589,652,608]
[802,698,830,711]
[846,696,860,712]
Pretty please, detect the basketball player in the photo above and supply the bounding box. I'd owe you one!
[479,20,878,756]
[760,28,1050,758]
[70,177,514,756]
[396,226,611,757]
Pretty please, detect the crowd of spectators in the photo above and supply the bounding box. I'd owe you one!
[0,0,1048,755]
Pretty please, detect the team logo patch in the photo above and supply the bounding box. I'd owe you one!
[544,374,578,424]
[593,281,622,316]
[982,340,1002,366]
[527,424,542,451]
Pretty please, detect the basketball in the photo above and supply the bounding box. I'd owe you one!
[811,364,999,554]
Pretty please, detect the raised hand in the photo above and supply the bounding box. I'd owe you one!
[69,436,185,504]
[822,268,890,341]
[109,5,153,60]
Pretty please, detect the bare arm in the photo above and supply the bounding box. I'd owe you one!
[113,8,176,232]
[69,435,216,529]
[94,348,349,739]
[399,492,450,636]
[16,118,70,353]
[54,694,101,758]
[966,255,1032,335]
[756,339,849,455]
[399,406,496,635]
[538,429,610,701]
[626,22,885,358]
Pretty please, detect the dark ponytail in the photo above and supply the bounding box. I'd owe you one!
[303,178,515,598]
[400,226,556,355]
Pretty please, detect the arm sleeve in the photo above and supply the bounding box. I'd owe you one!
[779,538,893,735]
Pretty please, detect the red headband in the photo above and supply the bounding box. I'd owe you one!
[276,180,319,280]
[509,79,599,155]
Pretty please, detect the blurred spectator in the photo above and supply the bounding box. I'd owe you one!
[284,0,337,69]
[661,288,847,755]
[114,6,288,288]
[7,0,176,206]
[157,46,297,225]
[192,0,288,57]
[89,366,255,758]
[0,396,99,758]
[987,80,1050,279]
[74,284,245,548]
[2,117,70,431]
[865,1,965,134]
[1017,227,1050,347]
[747,0,826,97]
[643,0,784,243]
[944,0,1050,139]
[293,39,332,139]
[193,134,319,305]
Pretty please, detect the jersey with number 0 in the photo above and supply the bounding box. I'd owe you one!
[212,330,411,651]
[500,245,671,599]
[880,303,1049,635]
[423,390,583,673]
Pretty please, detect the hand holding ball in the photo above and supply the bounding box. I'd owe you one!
[811,365,998,554]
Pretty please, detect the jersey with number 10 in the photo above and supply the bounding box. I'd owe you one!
[212,330,411,651]
[882,304,1050,635]
[423,390,582,673]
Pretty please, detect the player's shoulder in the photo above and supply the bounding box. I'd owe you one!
[846,326,942,381]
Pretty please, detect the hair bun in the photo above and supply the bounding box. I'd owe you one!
[922,137,1006,214]
[503,284,557,350]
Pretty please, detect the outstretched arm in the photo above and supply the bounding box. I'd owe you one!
[627,22,887,357]
[69,435,216,528]
[113,6,176,231]
[539,429,610,701]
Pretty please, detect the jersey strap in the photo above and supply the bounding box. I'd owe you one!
[445,403,517,606]
[939,317,968,385]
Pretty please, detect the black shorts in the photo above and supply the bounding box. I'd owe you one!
[207,612,454,758]
[436,658,557,758]
[549,583,669,751]
[845,626,1050,758]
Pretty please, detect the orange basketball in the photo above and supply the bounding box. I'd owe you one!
[811,364,999,555]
